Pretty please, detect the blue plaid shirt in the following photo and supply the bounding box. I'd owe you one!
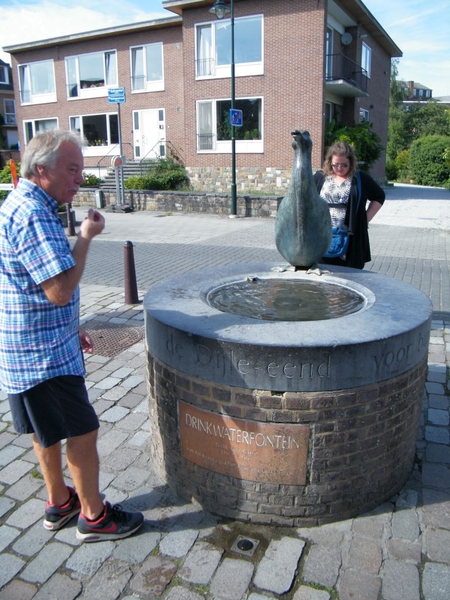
[0,179,84,394]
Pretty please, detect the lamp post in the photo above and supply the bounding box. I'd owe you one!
[209,0,237,217]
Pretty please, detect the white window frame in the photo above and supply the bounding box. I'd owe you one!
[196,97,263,154]
[361,42,371,79]
[3,99,16,125]
[23,118,58,144]
[0,65,9,84]
[65,50,117,99]
[69,112,119,156]
[18,60,56,105]
[195,14,264,79]
[130,42,164,93]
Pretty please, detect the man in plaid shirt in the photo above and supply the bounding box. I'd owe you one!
[0,130,143,542]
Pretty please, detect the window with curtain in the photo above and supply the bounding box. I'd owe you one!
[19,60,56,104]
[196,15,263,78]
[65,51,117,98]
[130,43,164,92]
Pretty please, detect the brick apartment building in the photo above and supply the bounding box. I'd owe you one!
[3,0,401,191]
[0,59,19,161]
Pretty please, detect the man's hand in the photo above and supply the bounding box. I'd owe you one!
[79,209,105,240]
[79,326,94,354]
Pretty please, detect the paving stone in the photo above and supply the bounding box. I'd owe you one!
[113,525,160,563]
[0,459,33,484]
[165,587,205,600]
[32,573,82,600]
[127,430,150,446]
[428,408,450,425]
[254,537,305,594]
[178,540,223,585]
[101,386,128,401]
[4,473,44,501]
[425,426,450,444]
[82,559,133,600]
[159,528,198,558]
[391,509,420,542]
[0,444,25,466]
[424,528,450,563]
[0,495,15,518]
[5,498,45,529]
[421,489,450,529]
[0,524,20,552]
[426,443,450,464]
[122,375,145,390]
[302,543,341,588]
[0,579,36,600]
[21,541,73,583]
[135,399,149,413]
[13,520,57,556]
[97,429,128,457]
[248,594,273,600]
[382,560,420,600]
[116,412,147,431]
[293,586,331,600]
[0,553,25,588]
[66,541,114,577]
[119,391,147,409]
[338,569,381,600]
[111,466,151,491]
[103,447,141,471]
[395,489,418,509]
[210,557,254,600]
[94,376,122,390]
[386,539,422,563]
[425,382,445,395]
[422,562,450,600]
[101,406,130,423]
[422,463,450,489]
[346,537,382,574]
[0,432,16,450]
[351,510,391,540]
[130,555,178,596]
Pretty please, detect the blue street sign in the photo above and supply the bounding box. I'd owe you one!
[108,87,126,103]
[229,109,243,127]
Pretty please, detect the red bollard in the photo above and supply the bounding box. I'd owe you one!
[124,241,139,304]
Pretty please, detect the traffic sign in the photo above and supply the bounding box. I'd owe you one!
[229,109,243,126]
[108,87,126,103]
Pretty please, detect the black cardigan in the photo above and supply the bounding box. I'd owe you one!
[313,170,385,269]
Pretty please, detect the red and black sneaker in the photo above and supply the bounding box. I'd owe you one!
[43,486,81,531]
[76,502,144,542]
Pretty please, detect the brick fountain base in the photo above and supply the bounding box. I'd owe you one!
[144,264,432,526]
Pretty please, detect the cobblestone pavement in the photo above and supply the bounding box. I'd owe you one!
[0,184,449,599]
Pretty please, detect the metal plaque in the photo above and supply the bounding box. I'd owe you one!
[179,401,308,485]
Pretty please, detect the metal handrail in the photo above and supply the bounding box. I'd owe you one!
[95,142,133,178]
[326,54,368,92]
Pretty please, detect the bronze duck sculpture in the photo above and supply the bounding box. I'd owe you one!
[275,130,332,272]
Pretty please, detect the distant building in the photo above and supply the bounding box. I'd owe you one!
[3,0,402,187]
[0,59,18,151]
[401,80,433,103]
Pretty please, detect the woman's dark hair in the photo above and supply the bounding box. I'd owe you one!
[323,141,357,178]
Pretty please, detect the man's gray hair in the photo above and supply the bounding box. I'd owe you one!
[21,129,85,179]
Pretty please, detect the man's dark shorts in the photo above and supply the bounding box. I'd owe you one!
[8,375,99,448]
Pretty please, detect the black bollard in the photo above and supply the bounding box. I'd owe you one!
[66,203,76,236]
[124,241,139,304]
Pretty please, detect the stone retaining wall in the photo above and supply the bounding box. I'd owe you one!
[74,188,283,218]
[146,351,427,527]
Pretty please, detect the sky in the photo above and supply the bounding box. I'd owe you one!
[0,0,449,98]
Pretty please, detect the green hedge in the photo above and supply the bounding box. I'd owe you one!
[409,135,450,187]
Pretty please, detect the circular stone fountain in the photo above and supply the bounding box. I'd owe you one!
[144,263,432,526]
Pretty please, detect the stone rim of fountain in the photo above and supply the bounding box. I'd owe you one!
[144,262,432,392]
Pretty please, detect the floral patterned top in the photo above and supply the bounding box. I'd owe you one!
[319,175,352,228]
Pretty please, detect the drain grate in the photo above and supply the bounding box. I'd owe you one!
[230,535,260,557]
[85,321,144,358]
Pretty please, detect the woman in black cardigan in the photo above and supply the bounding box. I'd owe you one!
[314,141,385,269]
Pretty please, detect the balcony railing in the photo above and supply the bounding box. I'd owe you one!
[326,54,368,93]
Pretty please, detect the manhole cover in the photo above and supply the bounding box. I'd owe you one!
[85,321,144,357]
